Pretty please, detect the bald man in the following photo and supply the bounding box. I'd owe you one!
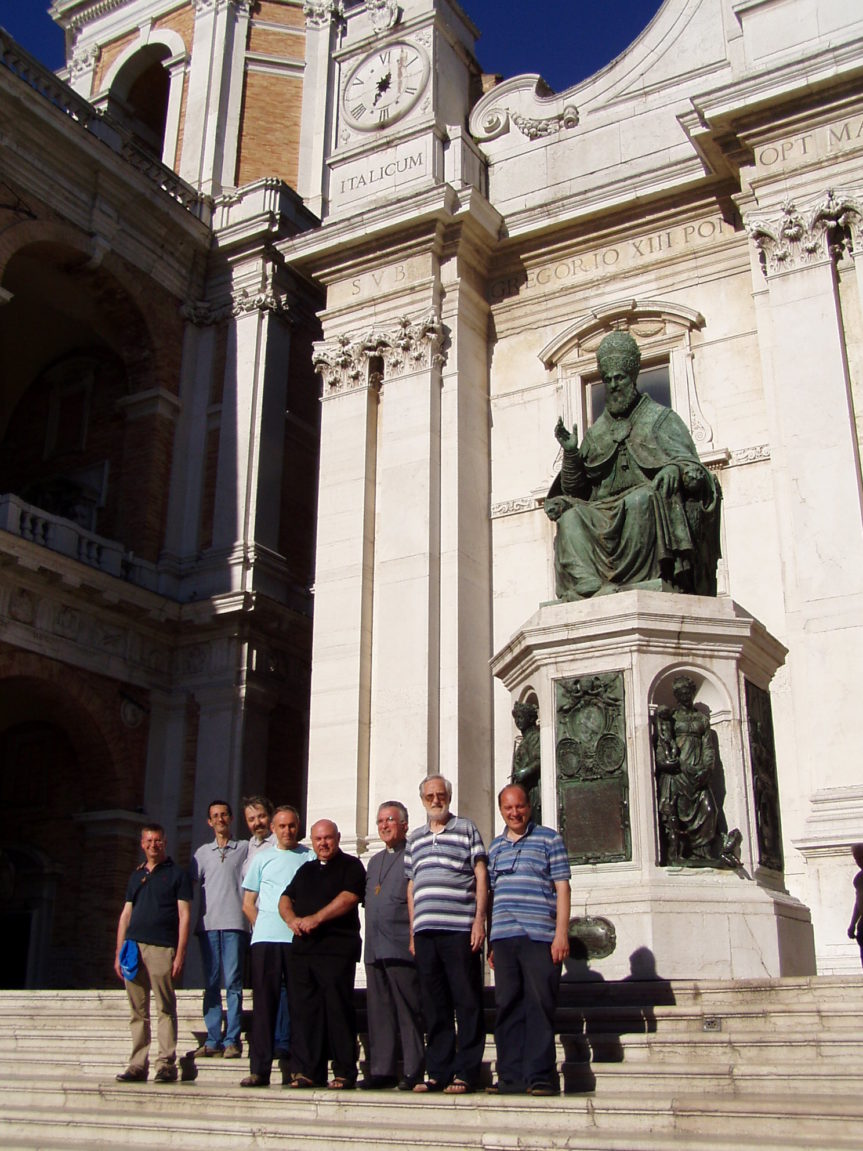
[278,820,366,1089]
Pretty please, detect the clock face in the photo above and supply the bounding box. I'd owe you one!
[343,41,430,131]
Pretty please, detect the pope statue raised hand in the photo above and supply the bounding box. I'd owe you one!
[544,331,721,601]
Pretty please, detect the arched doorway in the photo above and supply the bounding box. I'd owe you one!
[0,672,146,987]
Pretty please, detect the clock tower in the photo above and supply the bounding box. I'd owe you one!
[299,0,484,220]
[284,0,497,852]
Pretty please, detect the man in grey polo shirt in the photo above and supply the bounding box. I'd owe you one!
[405,774,487,1094]
[190,800,249,1058]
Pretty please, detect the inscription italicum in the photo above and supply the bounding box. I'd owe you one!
[339,152,423,195]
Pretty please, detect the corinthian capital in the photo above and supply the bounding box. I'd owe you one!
[314,313,447,395]
[70,43,100,78]
[303,0,344,28]
[747,189,862,276]
[231,287,293,321]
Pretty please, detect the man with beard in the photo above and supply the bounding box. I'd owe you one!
[544,330,720,600]
[405,775,487,1094]
[241,795,275,878]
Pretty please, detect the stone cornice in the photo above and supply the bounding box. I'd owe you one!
[280,185,502,278]
[314,312,446,395]
[746,188,862,276]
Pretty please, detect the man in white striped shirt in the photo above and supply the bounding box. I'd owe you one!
[405,774,487,1094]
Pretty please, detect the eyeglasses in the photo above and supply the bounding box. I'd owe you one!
[423,792,448,801]
[376,816,401,825]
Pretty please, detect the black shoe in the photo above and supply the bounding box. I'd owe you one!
[115,1068,147,1083]
[527,1081,558,1096]
[154,1067,178,1083]
[240,1074,271,1087]
[398,1075,422,1091]
[358,1075,398,1090]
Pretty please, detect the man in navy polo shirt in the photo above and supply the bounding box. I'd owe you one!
[405,774,488,1094]
[114,823,192,1083]
[488,784,571,1096]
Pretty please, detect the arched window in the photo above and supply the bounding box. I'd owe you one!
[106,45,172,158]
[538,299,716,457]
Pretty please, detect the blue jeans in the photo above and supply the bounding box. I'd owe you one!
[198,929,248,1048]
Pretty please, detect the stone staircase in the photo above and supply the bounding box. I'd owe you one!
[0,977,861,1150]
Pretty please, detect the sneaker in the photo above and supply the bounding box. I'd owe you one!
[154,1067,178,1083]
[222,1044,242,1059]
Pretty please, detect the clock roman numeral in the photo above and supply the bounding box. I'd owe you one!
[351,103,366,120]
[378,107,390,123]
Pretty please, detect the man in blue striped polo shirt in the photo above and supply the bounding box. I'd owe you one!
[405,774,488,1094]
[488,784,571,1096]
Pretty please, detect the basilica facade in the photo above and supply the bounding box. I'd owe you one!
[1,0,862,985]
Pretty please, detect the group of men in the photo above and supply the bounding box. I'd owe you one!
[113,776,572,1096]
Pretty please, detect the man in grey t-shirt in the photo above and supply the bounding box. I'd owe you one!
[189,800,249,1058]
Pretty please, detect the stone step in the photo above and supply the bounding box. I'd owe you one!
[0,1077,859,1151]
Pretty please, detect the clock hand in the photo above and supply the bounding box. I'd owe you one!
[372,71,392,106]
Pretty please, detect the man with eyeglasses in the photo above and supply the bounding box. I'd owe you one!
[487,784,571,1096]
[359,801,425,1090]
[405,774,487,1094]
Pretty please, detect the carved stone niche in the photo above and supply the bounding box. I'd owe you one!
[491,589,816,980]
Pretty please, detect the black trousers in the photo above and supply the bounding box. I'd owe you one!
[249,941,291,1079]
[492,936,560,1088]
[413,930,484,1086]
[287,951,358,1084]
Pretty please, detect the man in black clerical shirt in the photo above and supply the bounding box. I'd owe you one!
[278,819,365,1089]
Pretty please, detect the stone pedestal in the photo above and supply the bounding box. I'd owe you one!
[491,590,816,980]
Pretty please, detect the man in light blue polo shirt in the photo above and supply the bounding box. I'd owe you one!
[239,804,312,1087]
[189,800,249,1058]
[488,784,571,1096]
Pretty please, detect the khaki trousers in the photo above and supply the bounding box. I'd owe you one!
[123,942,177,1074]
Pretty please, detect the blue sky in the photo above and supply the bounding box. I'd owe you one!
[2,2,664,94]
